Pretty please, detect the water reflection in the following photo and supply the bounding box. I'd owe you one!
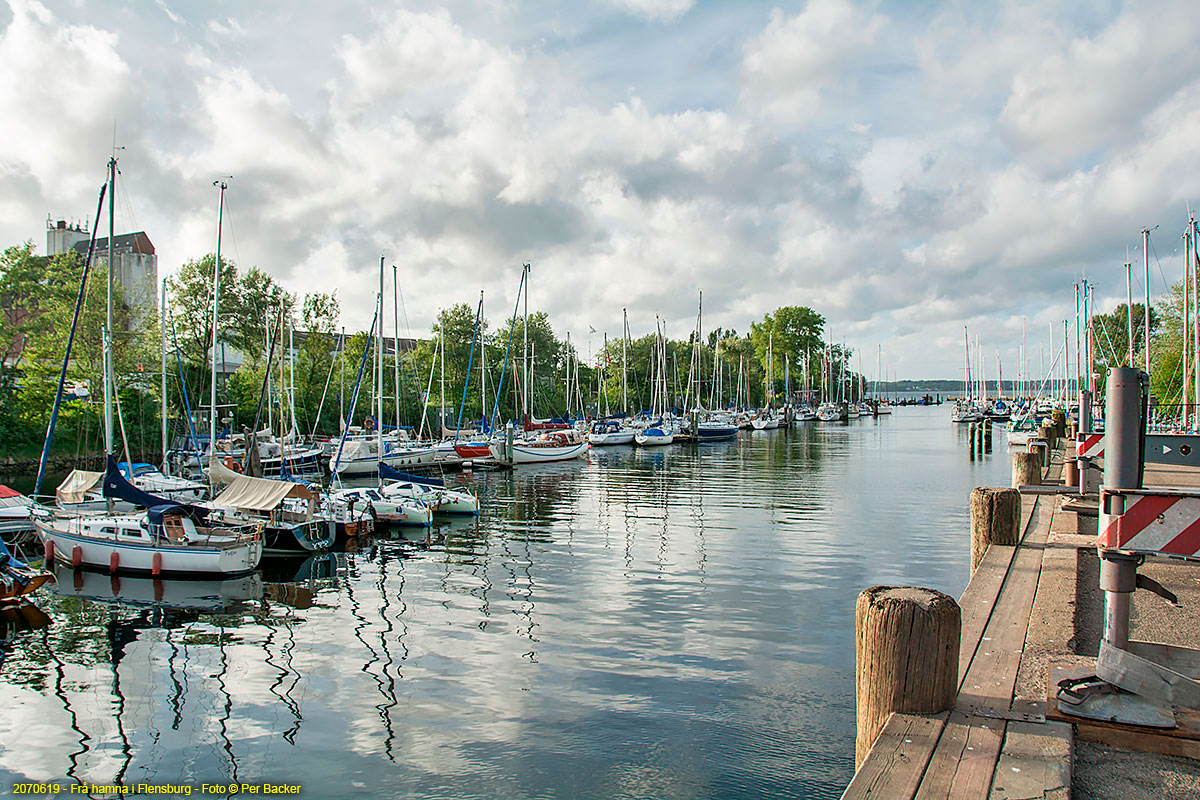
[0,410,1013,799]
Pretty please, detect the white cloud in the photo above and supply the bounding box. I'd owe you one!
[4,0,1200,378]
[0,0,136,198]
[604,0,694,23]
[739,0,886,123]
[997,0,1200,173]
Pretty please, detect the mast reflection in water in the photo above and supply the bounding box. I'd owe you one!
[0,408,1011,799]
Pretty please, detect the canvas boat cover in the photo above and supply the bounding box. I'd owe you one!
[56,470,104,505]
[209,455,244,486]
[213,476,314,512]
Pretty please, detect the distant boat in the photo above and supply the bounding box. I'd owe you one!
[490,430,590,465]
[207,473,336,553]
[588,419,636,446]
[635,426,674,446]
[329,486,433,526]
[695,411,738,440]
[817,403,841,422]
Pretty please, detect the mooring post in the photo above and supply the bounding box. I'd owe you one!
[854,586,959,767]
[1012,451,1042,488]
[505,422,515,466]
[970,487,1021,572]
[1051,408,1066,438]
[1100,367,1145,649]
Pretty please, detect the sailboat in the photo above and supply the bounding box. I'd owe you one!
[36,171,262,577]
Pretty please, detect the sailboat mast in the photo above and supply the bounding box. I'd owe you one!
[393,265,401,432]
[208,178,227,484]
[377,257,384,468]
[475,293,480,429]
[523,262,530,420]
[622,308,629,414]
[161,279,168,471]
[1144,228,1152,378]
[105,156,116,457]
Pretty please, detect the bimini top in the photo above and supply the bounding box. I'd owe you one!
[213,476,315,512]
[147,503,208,527]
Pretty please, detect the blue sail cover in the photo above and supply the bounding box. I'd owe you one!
[102,456,210,519]
[379,462,444,487]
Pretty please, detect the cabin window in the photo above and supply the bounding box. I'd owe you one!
[102,526,117,536]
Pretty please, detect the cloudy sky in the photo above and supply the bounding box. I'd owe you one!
[3,0,1199,379]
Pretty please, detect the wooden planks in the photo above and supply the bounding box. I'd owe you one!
[845,453,1069,799]
[913,495,1055,799]
[842,713,948,799]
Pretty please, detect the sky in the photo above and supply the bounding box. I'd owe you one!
[2,0,1199,380]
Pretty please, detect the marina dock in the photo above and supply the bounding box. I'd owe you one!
[844,434,1200,798]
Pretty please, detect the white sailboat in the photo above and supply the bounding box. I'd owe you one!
[37,170,262,577]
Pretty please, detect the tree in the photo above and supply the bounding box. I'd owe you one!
[1090,303,1157,397]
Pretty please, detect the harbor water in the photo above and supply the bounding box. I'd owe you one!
[0,406,1011,799]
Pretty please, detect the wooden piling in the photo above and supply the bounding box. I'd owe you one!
[1038,424,1057,451]
[855,586,960,767]
[970,487,1021,572]
[1051,409,1066,438]
[1012,451,1042,488]
[1064,456,1078,487]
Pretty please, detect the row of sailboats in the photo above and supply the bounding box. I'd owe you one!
[27,165,478,580]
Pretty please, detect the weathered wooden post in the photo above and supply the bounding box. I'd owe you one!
[855,586,960,767]
[1038,423,1057,451]
[970,487,1021,572]
[1051,408,1066,438]
[982,421,992,445]
[1012,451,1042,488]
[1064,455,1078,487]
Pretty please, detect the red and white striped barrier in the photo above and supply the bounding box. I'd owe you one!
[1099,486,1200,559]
[1077,432,1104,459]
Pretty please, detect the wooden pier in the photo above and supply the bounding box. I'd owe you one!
[843,440,1200,798]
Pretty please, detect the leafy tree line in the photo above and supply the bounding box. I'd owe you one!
[2,236,868,462]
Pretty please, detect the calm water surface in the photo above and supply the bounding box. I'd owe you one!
[0,407,1011,799]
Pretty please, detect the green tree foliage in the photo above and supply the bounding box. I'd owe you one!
[1,241,158,457]
[1089,303,1157,397]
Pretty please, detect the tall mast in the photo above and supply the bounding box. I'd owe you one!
[377,256,384,469]
[339,326,345,430]
[440,313,446,435]
[1126,261,1134,366]
[1144,228,1151,378]
[1193,216,1200,430]
[393,265,401,432]
[622,307,628,414]
[522,262,530,419]
[104,156,117,457]
[480,291,487,429]
[160,279,168,471]
[208,177,227,489]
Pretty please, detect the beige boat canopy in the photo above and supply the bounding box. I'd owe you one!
[56,470,104,505]
[212,475,315,512]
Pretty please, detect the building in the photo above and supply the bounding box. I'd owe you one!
[45,217,159,321]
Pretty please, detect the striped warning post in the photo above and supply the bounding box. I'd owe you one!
[1077,432,1104,459]
[1099,487,1200,559]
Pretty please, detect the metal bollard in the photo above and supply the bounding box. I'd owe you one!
[1100,367,1146,648]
